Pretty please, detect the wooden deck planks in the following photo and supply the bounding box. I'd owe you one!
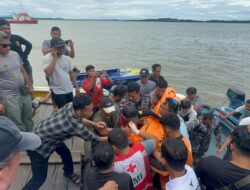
[33,103,54,124]
[40,165,57,190]
[67,164,81,190]
[71,137,85,154]
[11,104,87,190]
[53,165,69,190]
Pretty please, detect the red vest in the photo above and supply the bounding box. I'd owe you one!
[114,143,153,190]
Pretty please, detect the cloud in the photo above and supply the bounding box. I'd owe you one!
[189,0,217,9]
[105,9,153,18]
[0,1,18,6]
[34,8,53,14]
[227,0,250,7]
[0,0,250,20]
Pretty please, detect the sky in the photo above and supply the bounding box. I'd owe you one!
[0,0,250,20]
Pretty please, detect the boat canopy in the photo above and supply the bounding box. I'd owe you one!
[226,88,245,108]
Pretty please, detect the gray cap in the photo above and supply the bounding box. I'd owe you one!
[0,116,41,162]
[0,31,10,44]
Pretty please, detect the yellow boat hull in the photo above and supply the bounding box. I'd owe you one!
[34,86,50,98]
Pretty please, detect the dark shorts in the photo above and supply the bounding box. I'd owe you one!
[51,91,73,108]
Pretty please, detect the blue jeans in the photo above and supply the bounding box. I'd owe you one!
[22,151,49,190]
[22,143,74,190]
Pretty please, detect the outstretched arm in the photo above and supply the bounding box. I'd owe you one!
[221,110,237,118]
[215,135,231,156]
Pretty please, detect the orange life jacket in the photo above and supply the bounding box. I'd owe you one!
[153,86,177,115]
[123,116,164,146]
[127,86,177,145]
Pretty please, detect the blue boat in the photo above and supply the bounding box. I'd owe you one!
[77,68,140,89]
[203,88,245,157]
[213,88,245,137]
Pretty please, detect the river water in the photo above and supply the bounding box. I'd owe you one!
[11,20,250,106]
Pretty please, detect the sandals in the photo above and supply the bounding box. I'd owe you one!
[64,173,81,185]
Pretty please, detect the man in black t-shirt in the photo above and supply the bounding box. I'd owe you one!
[87,142,134,190]
[195,125,250,190]
[149,64,165,83]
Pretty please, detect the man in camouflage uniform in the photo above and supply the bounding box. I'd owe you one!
[187,112,221,164]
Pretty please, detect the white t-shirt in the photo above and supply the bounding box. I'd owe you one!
[166,165,200,190]
[43,53,73,94]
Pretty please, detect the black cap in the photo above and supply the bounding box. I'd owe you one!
[100,97,115,113]
[122,104,139,123]
[140,68,149,77]
[50,38,65,48]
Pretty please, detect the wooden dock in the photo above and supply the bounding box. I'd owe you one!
[9,104,90,190]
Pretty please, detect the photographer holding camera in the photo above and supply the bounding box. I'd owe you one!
[42,26,75,58]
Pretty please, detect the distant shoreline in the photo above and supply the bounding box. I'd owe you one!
[31,18,250,23]
[1,16,250,23]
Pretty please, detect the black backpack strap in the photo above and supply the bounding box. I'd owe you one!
[215,175,250,190]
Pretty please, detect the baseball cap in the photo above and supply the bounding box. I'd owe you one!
[0,116,41,162]
[109,85,117,94]
[140,68,149,77]
[239,117,250,126]
[50,38,65,48]
[0,31,10,44]
[122,104,139,123]
[100,97,115,114]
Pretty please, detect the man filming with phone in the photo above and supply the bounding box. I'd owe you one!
[42,26,75,58]
[82,65,113,114]
[43,38,79,108]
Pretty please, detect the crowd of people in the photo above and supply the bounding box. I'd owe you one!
[0,18,249,190]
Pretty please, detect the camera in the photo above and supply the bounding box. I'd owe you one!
[65,40,70,45]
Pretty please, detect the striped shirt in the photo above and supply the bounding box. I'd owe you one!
[33,102,100,158]
[119,94,151,113]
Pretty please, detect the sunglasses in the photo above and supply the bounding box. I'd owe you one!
[0,44,11,48]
